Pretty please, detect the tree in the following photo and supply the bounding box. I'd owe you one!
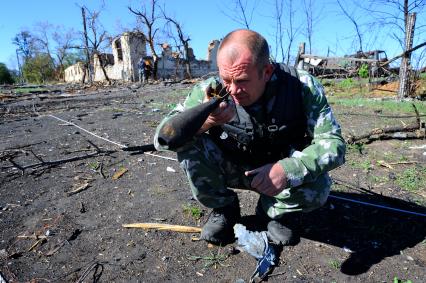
[129,0,162,80]
[220,0,258,29]
[62,50,86,69]
[12,31,36,61]
[361,0,426,48]
[22,54,55,83]
[33,21,55,62]
[162,10,192,79]
[302,0,321,54]
[274,0,285,62]
[80,5,111,83]
[337,0,364,52]
[52,27,78,81]
[274,0,302,64]
[0,63,14,84]
[361,0,426,97]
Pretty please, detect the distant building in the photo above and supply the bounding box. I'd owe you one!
[64,31,219,83]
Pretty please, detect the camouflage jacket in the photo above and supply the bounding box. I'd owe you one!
[154,69,346,188]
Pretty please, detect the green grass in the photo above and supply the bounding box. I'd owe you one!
[358,160,373,171]
[328,259,341,270]
[13,87,48,94]
[383,151,409,163]
[338,78,355,89]
[167,88,190,98]
[349,159,373,172]
[182,203,203,220]
[110,107,126,112]
[368,174,387,184]
[87,161,100,170]
[393,276,412,283]
[328,97,426,114]
[346,143,365,154]
[188,248,229,270]
[395,166,426,192]
[166,103,177,109]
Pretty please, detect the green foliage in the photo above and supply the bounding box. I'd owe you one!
[63,51,86,69]
[396,166,426,192]
[0,63,14,84]
[358,64,369,78]
[9,69,20,83]
[338,78,354,88]
[12,31,35,59]
[182,203,203,220]
[22,54,56,83]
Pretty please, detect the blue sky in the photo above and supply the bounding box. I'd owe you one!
[1,0,425,69]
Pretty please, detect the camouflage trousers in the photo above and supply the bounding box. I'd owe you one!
[177,135,331,219]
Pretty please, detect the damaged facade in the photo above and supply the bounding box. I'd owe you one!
[156,40,220,79]
[65,32,146,83]
[64,32,220,83]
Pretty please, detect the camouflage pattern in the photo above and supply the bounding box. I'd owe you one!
[154,68,346,219]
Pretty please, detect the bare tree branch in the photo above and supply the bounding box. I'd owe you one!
[337,0,363,52]
[219,0,258,29]
[162,9,192,79]
[129,0,162,80]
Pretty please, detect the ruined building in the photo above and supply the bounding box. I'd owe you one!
[65,32,146,82]
[64,32,220,83]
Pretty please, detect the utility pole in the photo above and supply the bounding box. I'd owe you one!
[81,7,92,83]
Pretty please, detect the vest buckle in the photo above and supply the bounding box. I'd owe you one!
[267,125,278,132]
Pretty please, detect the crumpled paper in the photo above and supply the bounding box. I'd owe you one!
[233,224,276,282]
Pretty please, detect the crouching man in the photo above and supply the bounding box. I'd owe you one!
[154,29,346,245]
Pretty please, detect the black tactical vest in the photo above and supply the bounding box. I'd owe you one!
[209,64,310,167]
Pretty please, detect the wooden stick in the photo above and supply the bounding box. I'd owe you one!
[17,235,47,240]
[122,223,202,233]
[112,167,128,180]
[28,238,47,252]
[67,182,90,196]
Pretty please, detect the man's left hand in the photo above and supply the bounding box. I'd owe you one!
[245,163,287,197]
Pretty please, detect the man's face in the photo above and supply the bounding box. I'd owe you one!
[217,46,272,106]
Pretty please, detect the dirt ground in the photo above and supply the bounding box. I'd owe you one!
[1,81,425,283]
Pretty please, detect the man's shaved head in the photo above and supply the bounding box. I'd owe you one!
[218,29,270,70]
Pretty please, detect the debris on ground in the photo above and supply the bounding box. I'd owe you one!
[234,224,277,283]
[112,167,128,180]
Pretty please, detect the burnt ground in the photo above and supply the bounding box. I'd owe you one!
[0,82,425,283]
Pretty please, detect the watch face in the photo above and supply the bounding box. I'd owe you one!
[220,131,229,140]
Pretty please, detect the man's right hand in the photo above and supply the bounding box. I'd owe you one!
[197,84,235,134]
[204,100,235,127]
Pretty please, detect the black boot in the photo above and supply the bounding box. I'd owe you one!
[200,198,240,245]
[255,201,297,246]
[266,220,295,245]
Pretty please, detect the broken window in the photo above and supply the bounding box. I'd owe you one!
[115,39,123,61]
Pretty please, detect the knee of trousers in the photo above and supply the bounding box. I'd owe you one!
[177,136,236,208]
[260,173,332,219]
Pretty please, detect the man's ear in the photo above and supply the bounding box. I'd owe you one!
[263,64,274,81]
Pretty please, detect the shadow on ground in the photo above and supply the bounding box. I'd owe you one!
[241,191,426,276]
